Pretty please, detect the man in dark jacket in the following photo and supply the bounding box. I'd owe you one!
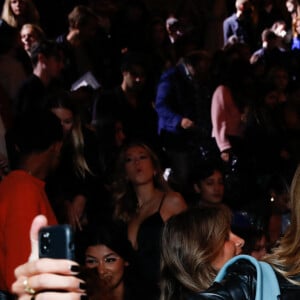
[155,50,215,195]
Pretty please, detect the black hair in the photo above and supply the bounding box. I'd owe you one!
[30,39,63,67]
[120,51,147,73]
[84,221,134,263]
[190,160,224,184]
[182,50,211,68]
[11,111,63,155]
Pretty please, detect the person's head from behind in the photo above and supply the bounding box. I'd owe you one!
[68,5,99,42]
[20,23,45,54]
[120,52,147,92]
[30,39,64,80]
[160,205,244,298]
[84,223,134,297]
[11,111,63,171]
[191,162,225,204]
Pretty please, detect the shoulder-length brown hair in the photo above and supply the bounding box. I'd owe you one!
[160,204,232,300]
[112,142,168,222]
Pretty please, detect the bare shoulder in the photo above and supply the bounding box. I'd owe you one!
[161,191,187,221]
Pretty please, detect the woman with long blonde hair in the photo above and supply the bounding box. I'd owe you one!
[1,0,39,29]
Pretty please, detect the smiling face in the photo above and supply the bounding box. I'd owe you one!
[20,25,38,52]
[85,244,128,291]
[195,170,224,204]
[124,146,155,185]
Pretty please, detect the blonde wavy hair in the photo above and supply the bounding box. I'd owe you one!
[160,204,232,300]
[1,0,39,28]
[112,142,168,222]
[265,164,300,284]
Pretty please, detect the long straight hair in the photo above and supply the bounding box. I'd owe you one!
[160,204,232,300]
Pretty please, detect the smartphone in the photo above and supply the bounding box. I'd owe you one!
[38,224,75,260]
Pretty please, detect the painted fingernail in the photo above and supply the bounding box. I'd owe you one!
[70,265,80,273]
[79,282,86,290]
[80,295,88,300]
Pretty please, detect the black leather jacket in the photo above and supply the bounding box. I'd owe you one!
[188,259,300,300]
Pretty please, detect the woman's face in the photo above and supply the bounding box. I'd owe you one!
[211,231,244,270]
[124,146,155,185]
[196,170,224,203]
[51,108,74,135]
[20,25,38,52]
[85,245,128,290]
[10,0,26,16]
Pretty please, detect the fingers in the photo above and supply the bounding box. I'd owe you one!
[12,273,85,295]
[14,259,80,279]
[28,215,48,262]
[18,291,85,300]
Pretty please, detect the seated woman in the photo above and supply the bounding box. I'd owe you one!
[112,142,187,299]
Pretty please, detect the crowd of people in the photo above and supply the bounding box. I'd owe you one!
[0,0,300,299]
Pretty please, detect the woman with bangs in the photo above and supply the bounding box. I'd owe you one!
[160,204,244,300]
